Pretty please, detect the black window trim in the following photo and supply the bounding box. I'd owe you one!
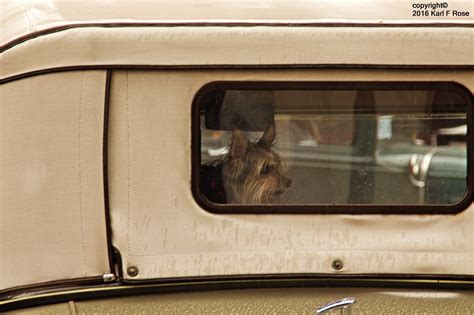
[192,80,473,215]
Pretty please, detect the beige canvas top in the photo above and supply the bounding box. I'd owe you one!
[1,0,473,296]
[1,0,473,80]
[2,0,474,45]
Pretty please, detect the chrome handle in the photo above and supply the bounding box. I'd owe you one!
[316,298,356,315]
[408,148,443,204]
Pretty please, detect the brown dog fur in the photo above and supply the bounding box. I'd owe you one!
[222,124,291,204]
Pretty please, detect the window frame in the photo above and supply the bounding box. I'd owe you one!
[191,81,473,214]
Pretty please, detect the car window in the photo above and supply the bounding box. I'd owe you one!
[195,82,471,213]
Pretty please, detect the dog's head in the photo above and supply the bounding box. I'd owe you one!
[222,124,291,204]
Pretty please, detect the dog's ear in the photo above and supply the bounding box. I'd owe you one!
[258,124,276,148]
[230,129,249,158]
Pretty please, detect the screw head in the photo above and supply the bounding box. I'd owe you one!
[331,258,344,271]
[127,266,139,277]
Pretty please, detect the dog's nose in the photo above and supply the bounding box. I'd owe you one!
[284,177,292,187]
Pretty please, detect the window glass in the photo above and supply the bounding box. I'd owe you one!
[197,84,470,208]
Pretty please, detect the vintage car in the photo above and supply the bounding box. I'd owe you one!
[1,0,473,313]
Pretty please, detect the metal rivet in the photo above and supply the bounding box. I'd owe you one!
[331,259,344,271]
[102,273,117,282]
[127,266,139,277]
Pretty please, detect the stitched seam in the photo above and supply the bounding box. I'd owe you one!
[126,71,132,256]
[3,66,474,85]
[103,71,115,273]
[128,248,474,258]
[16,0,33,32]
[68,300,78,315]
[2,22,474,53]
[78,71,87,276]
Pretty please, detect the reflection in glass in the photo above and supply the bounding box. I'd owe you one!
[200,89,468,205]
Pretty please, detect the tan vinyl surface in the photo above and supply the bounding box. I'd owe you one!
[2,0,473,46]
[2,25,473,81]
[1,0,473,299]
[108,69,474,281]
[0,71,110,290]
[5,287,474,314]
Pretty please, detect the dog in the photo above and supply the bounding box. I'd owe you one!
[221,124,291,204]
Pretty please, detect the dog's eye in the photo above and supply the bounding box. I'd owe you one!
[260,164,272,175]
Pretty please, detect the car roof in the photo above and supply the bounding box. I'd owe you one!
[2,0,473,82]
[2,0,473,46]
